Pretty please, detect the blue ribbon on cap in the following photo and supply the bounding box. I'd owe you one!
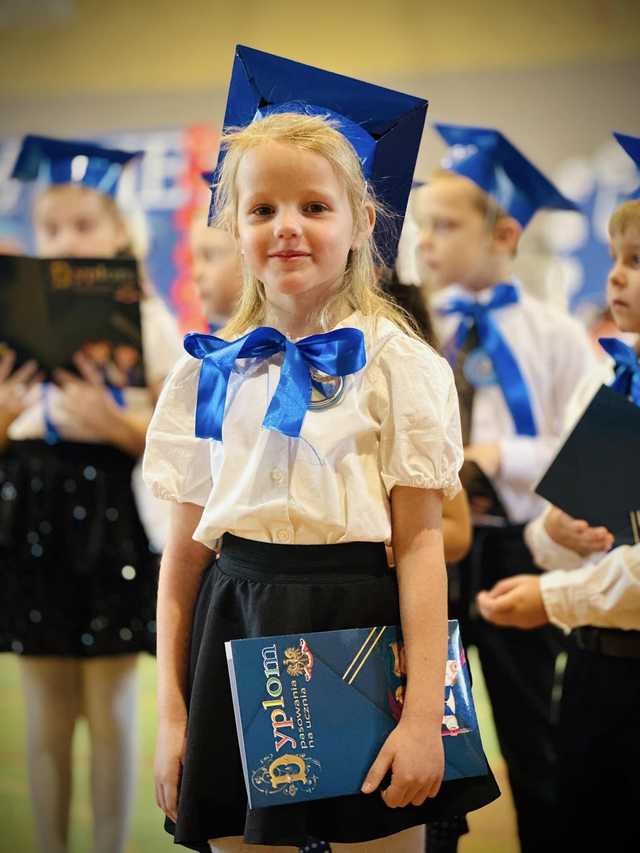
[599,337,640,406]
[185,326,366,440]
[440,283,537,436]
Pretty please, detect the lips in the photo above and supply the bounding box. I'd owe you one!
[269,251,310,259]
[612,299,629,308]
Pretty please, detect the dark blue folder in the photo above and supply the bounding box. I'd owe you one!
[535,385,640,547]
[225,620,490,809]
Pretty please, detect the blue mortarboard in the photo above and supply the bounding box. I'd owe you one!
[433,124,579,228]
[211,44,428,265]
[613,132,640,199]
[11,135,142,197]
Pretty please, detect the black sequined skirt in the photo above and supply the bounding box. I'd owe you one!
[167,534,499,850]
[0,439,159,657]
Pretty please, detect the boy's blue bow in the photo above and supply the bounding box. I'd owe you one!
[600,337,640,406]
[439,283,537,436]
[184,326,366,440]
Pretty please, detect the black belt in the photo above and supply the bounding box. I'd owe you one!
[573,626,640,659]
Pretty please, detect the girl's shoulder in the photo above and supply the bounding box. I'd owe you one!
[360,315,453,385]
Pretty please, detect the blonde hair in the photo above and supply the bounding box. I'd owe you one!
[609,199,640,238]
[211,112,420,340]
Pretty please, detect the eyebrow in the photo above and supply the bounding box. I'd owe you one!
[241,188,338,205]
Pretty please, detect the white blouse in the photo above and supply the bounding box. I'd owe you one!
[8,296,183,443]
[143,311,463,547]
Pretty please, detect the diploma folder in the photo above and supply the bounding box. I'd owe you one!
[0,254,145,386]
[225,620,491,809]
[535,385,640,546]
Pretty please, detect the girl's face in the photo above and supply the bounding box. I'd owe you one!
[607,226,640,334]
[235,141,358,311]
[34,185,127,258]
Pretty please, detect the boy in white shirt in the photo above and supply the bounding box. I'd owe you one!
[414,124,595,852]
[477,183,640,851]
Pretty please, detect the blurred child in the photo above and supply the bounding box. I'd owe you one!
[477,189,640,851]
[415,125,595,852]
[0,135,181,853]
[190,207,243,330]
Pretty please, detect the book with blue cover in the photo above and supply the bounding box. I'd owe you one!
[225,620,490,809]
[535,385,640,547]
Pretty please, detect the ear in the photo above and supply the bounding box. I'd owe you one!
[351,200,376,251]
[492,216,521,256]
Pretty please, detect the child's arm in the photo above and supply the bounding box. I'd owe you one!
[442,488,472,563]
[477,543,640,632]
[155,501,213,822]
[362,485,447,809]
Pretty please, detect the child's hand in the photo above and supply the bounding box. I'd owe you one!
[361,717,444,808]
[0,349,42,421]
[476,575,548,629]
[154,718,187,823]
[544,506,613,556]
[54,352,122,436]
[464,443,501,478]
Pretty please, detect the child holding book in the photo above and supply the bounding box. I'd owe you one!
[143,46,498,853]
[0,136,181,853]
[477,179,640,850]
[416,125,596,852]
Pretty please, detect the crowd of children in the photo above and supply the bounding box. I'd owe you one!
[0,43,638,853]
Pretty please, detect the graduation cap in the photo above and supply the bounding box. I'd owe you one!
[433,123,579,228]
[11,134,143,197]
[614,132,640,199]
[211,44,429,265]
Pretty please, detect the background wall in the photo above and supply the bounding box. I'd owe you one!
[2,1,639,316]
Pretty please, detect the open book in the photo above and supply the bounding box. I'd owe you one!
[0,254,145,388]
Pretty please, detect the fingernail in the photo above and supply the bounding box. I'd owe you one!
[361,782,372,793]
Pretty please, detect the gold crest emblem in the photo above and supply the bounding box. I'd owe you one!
[283,646,310,677]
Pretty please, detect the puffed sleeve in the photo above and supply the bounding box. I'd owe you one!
[375,335,463,499]
[142,353,213,505]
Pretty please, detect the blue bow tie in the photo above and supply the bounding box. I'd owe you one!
[599,337,640,406]
[439,283,537,437]
[185,326,366,440]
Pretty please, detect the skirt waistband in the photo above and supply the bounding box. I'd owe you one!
[219,533,389,579]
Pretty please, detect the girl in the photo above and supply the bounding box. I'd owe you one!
[144,109,499,853]
[0,136,182,853]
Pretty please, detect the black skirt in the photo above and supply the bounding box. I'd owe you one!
[0,439,158,657]
[169,533,500,850]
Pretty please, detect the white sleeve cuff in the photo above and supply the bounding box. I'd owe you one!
[524,511,588,572]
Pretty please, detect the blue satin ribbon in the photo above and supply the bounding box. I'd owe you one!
[185,326,366,440]
[440,283,537,436]
[599,337,640,406]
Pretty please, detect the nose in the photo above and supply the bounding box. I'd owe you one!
[416,226,433,250]
[608,259,627,289]
[273,209,302,241]
[55,229,84,257]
